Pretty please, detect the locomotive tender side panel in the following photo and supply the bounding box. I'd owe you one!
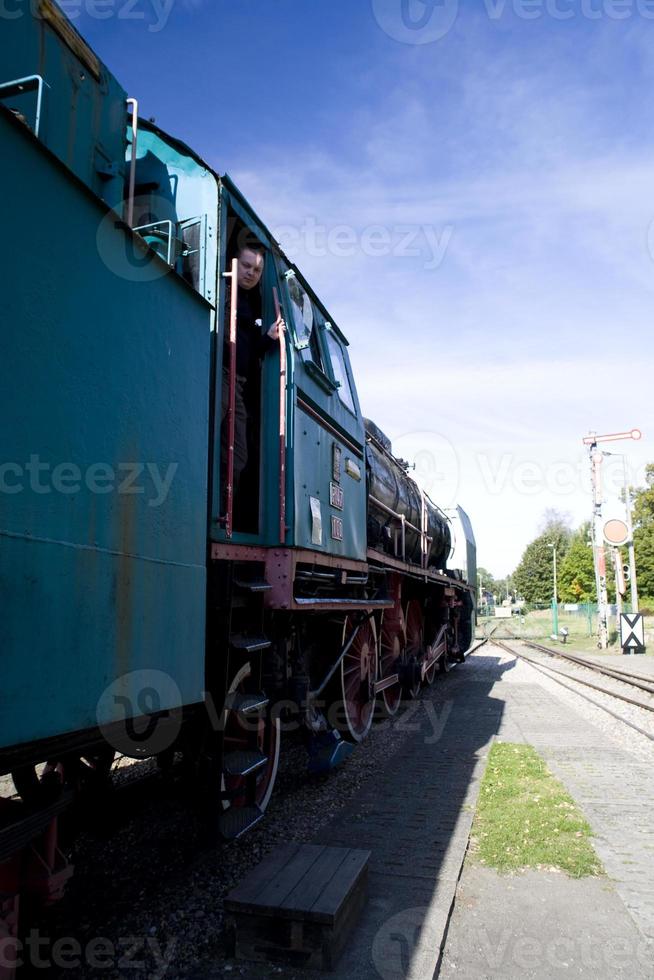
[1,0,128,210]
[0,108,212,752]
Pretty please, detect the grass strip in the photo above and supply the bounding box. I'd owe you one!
[472,742,603,877]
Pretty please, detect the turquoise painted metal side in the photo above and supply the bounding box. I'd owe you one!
[283,280,367,562]
[132,123,219,309]
[290,397,367,562]
[0,109,212,749]
[0,2,127,210]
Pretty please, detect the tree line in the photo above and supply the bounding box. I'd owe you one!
[483,463,654,606]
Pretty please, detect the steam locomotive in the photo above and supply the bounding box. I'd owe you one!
[0,1,475,959]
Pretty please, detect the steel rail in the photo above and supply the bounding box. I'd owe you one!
[538,649,654,690]
[494,638,654,713]
[500,634,654,696]
[465,624,497,658]
[491,638,654,744]
[578,659,654,687]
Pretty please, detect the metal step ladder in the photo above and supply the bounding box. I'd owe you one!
[219,564,274,840]
[219,803,265,840]
[222,749,267,778]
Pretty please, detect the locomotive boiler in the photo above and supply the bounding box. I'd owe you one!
[365,419,452,570]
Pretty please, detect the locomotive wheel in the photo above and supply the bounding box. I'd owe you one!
[379,620,403,716]
[403,600,424,699]
[11,763,62,806]
[339,616,378,742]
[12,750,115,806]
[221,662,280,814]
[71,749,116,791]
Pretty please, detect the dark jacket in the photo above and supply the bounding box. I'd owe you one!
[224,287,277,380]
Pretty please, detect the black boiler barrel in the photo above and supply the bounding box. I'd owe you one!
[364,420,451,569]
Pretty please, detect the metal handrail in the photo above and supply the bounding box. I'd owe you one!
[125,97,139,227]
[0,75,47,137]
[133,220,174,265]
[420,490,428,570]
[369,493,427,562]
[221,259,239,538]
[273,287,287,544]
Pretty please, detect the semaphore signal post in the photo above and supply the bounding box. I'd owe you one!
[582,428,642,650]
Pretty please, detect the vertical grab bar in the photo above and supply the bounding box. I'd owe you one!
[420,490,427,570]
[221,259,239,538]
[125,97,139,227]
[273,287,287,544]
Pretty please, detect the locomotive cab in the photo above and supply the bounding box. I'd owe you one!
[210,181,368,556]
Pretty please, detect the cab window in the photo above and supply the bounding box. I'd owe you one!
[324,327,356,413]
[284,271,325,371]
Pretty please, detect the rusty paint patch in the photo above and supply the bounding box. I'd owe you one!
[114,486,138,684]
[38,0,101,79]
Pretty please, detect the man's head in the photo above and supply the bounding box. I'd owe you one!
[236,243,264,291]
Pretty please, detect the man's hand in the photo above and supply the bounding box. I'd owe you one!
[267,314,285,341]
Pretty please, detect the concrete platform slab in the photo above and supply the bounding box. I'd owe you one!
[440,865,653,980]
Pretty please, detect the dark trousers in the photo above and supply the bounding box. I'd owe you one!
[221,370,248,493]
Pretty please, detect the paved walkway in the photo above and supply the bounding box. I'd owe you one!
[480,646,654,944]
[440,866,651,979]
[318,647,654,978]
[314,658,507,980]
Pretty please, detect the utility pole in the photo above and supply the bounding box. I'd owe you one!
[601,450,639,615]
[612,548,623,619]
[582,429,642,650]
[549,542,558,638]
[622,455,639,614]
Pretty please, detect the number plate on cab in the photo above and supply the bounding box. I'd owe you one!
[329,482,344,510]
[331,516,344,541]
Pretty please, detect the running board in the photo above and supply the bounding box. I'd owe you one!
[219,804,265,841]
[223,749,268,778]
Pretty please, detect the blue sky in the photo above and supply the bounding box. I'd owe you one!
[69,0,654,574]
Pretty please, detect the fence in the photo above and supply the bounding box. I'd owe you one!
[478,601,637,646]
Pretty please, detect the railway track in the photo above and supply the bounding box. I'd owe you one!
[488,633,654,744]
[503,635,654,693]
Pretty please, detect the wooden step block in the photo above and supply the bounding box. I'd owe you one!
[224,843,370,970]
